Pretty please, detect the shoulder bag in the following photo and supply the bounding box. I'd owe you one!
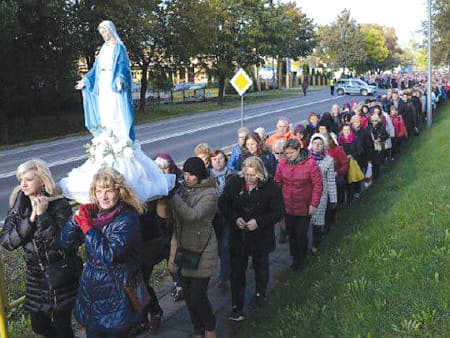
[174,227,212,271]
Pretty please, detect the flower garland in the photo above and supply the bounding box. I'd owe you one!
[83,127,134,166]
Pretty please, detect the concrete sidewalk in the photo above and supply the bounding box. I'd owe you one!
[76,239,291,338]
[136,240,291,338]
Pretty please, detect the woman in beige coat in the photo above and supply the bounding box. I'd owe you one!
[169,157,218,338]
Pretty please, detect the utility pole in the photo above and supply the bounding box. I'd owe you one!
[427,0,433,127]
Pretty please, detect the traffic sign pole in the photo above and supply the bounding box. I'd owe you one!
[240,95,244,127]
[230,68,253,128]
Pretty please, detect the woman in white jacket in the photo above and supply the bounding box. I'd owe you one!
[308,133,337,254]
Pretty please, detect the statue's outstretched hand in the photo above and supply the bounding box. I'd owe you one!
[117,81,122,91]
[75,80,85,90]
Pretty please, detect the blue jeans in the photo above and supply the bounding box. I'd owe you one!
[217,224,231,282]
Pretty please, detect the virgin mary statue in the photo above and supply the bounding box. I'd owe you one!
[59,20,173,203]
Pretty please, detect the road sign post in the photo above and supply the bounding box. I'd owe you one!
[230,68,253,127]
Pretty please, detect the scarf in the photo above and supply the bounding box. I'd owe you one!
[94,201,129,229]
[338,132,355,145]
[211,167,230,195]
[287,148,309,165]
[310,150,326,161]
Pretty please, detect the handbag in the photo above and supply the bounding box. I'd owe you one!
[109,267,151,312]
[174,226,212,271]
[347,158,365,183]
[33,239,83,290]
[174,248,203,270]
[123,272,151,312]
[363,162,373,190]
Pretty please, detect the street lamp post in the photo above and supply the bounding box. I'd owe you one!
[427,0,433,127]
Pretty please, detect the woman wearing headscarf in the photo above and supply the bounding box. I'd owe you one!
[219,156,283,321]
[60,167,146,338]
[75,20,134,141]
[168,157,218,338]
[61,20,170,204]
[308,134,337,254]
[1,159,79,338]
[275,139,322,271]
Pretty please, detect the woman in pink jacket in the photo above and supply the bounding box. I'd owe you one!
[275,139,322,271]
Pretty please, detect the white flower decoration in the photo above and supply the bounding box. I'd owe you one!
[84,127,135,165]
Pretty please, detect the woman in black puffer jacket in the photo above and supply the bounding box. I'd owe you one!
[0,159,79,338]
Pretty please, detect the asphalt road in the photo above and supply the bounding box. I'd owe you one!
[0,88,370,221]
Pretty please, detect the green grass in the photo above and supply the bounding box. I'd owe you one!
[237,108,450,338]
[0,87,320,150]
[135,87,318,123]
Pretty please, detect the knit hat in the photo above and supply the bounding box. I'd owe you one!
[183,157,208,180]
[318,119,332,132]
[308,133,328,150]
[294,124,306,135]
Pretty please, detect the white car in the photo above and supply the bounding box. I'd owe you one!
[335,79,377,96]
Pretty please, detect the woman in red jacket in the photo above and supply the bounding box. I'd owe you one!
[325,133,349,229]
[275,139,322,271]
[389,105,408,157]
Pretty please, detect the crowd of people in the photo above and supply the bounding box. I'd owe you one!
[1,19,447,338]
[2,86,441,337]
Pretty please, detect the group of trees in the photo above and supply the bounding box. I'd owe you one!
[316,9,402,75]
[1,1,413,146]
[0,0,316,146]
[432,0,450,66]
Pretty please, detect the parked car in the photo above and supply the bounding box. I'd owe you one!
[335,79,377,96]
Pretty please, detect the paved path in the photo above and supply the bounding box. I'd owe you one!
[77,239,291,338]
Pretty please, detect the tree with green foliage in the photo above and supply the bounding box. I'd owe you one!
[199,0,266,102]
[0,0,80,145]
[69,0,144,68]
[260,1,316,88]
[318,9,367,73]
[432,0,450,65]
[0,0,18,144]
[380,26,403,70]
[359,24,389,72]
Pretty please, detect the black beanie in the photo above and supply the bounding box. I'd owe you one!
[318,119,332,132]
[183,157,208,180]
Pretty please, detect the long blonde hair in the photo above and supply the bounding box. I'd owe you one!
[89,167,145,214]
[9,159,60,208]
[240,156,268,183]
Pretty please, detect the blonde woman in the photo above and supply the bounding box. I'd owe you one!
[60,167,145,338]
[0,159,77,338]
[219,156,283,321]
[194,142,212,168]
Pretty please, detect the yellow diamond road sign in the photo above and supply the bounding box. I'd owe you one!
[230,68,253,96]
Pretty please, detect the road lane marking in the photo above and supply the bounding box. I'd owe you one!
[0,96,336,179]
